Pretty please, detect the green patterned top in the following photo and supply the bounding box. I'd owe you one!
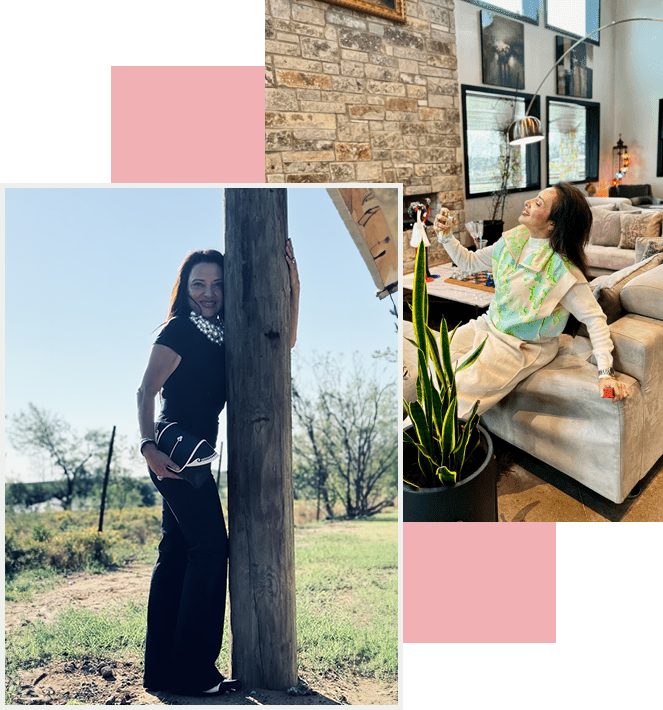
[488,226,580,341]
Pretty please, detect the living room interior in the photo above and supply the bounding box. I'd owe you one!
[402,0,663,522]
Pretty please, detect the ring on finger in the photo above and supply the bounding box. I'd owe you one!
[157,476,164,481]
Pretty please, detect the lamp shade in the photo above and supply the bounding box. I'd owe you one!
[508,116,545,145]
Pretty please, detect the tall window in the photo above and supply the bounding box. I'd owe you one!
[462,85,541,198]
[546,97,599,184]
[658,99,663,178]
[546,0,601,45]
[461,0,538,24]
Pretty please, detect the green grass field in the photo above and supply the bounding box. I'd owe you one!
[5,506,397,698]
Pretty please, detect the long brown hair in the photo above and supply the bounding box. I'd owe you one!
[167,249,224,320]
[548,182,592,281]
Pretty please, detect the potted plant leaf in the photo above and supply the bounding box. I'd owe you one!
[403,243,498,521]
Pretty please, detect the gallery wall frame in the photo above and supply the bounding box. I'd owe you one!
[545,96,600,186]
[320,0,405,22]
[480,10,525,90]
[555,36,593,99]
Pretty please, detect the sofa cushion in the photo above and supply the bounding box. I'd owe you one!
[620,264,663,320]
[618,202,643,212]
[584,244,635,271]
[635,236,663,262]
[643,239,663,261]
[576,253,663,336]
[630,195,653,206]
[589,207,621,246]
[618,210,663,248]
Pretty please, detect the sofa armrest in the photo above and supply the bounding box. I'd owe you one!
[610,314,663,389]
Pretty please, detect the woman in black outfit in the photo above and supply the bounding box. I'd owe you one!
[137,244,300,696]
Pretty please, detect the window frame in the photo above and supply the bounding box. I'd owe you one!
[461,0,539,26]
[657,99,663,178]
[545,96,600,186]
[461,84,542,200]
[545,0,601,47]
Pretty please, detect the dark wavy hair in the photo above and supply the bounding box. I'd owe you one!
[548,181,592,281]
[167,249,224,320]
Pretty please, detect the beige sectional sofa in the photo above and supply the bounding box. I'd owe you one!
[585,196,663,277]
[482,259,663,504]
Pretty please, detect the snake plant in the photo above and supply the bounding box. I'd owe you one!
[403,243,488,488]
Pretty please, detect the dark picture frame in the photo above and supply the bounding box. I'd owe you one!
[480,11,525,90]
[555,36,593,99]
[461,84,541,199]
[545,96,600,186]
[319,0,405,22]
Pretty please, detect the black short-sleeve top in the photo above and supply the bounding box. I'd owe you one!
[153,315,226,446]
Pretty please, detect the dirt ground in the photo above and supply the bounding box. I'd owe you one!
[5,566,398,706]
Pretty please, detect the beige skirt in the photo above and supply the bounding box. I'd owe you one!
[403,314,560,421]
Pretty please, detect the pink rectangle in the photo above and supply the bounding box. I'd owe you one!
[402,523,663,710]
[111,66,264,183]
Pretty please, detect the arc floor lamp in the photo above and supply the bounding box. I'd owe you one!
[508,17,663,146]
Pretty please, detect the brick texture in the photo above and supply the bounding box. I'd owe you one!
[265,0,465,269]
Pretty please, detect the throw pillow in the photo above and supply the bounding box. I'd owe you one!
[618,203,643,212]
[620,265,663,320]
[630,196,653,206]
[592,202,618,211]
[589,207,621,246]
[618,210,663,249]
[576,253,663,337]
[643,240,663,260]
[635,236,663,262]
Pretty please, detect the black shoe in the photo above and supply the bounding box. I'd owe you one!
[171,678,241,697]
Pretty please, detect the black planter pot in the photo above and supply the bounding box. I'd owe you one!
[403,424,498,522]
[481,220,504,246]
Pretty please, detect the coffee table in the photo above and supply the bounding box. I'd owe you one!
[402,265,495,324]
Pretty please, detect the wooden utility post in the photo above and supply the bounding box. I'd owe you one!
[224,188,298,690]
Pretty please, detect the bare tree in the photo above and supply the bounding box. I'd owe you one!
[9,403,102,510]
[292,354,397,519]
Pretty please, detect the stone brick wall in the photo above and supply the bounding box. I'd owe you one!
[266,0,466,273]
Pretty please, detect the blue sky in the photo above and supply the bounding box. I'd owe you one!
[4,187,398,482]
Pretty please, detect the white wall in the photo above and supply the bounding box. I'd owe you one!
[612,2,663,197]
[454,0,618,236]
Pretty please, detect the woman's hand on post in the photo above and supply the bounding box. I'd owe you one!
[598,377,630,403]
[142,444,183,480]
[285,237,300,348]
[285,238,300,292]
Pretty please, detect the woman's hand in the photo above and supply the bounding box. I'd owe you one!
[285,238,299,291]
[598,377,630,403]
[433,207,455,235]
[285,237,300,348]
[142,444,183,480]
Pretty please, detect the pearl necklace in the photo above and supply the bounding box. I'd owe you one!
[189,311,224,346]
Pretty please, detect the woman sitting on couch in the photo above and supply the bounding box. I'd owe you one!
[433,181,630,419]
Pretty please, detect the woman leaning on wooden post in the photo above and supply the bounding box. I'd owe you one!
[136,232,300,696]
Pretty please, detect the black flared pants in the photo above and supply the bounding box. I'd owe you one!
[143,467,228,692]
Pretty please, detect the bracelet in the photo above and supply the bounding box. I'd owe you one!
[597,367,615,379]
[139,438,157,456]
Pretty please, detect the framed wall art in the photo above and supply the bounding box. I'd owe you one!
[320,0,405,22]
[556,36,593,99]
[480,11,525,90]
